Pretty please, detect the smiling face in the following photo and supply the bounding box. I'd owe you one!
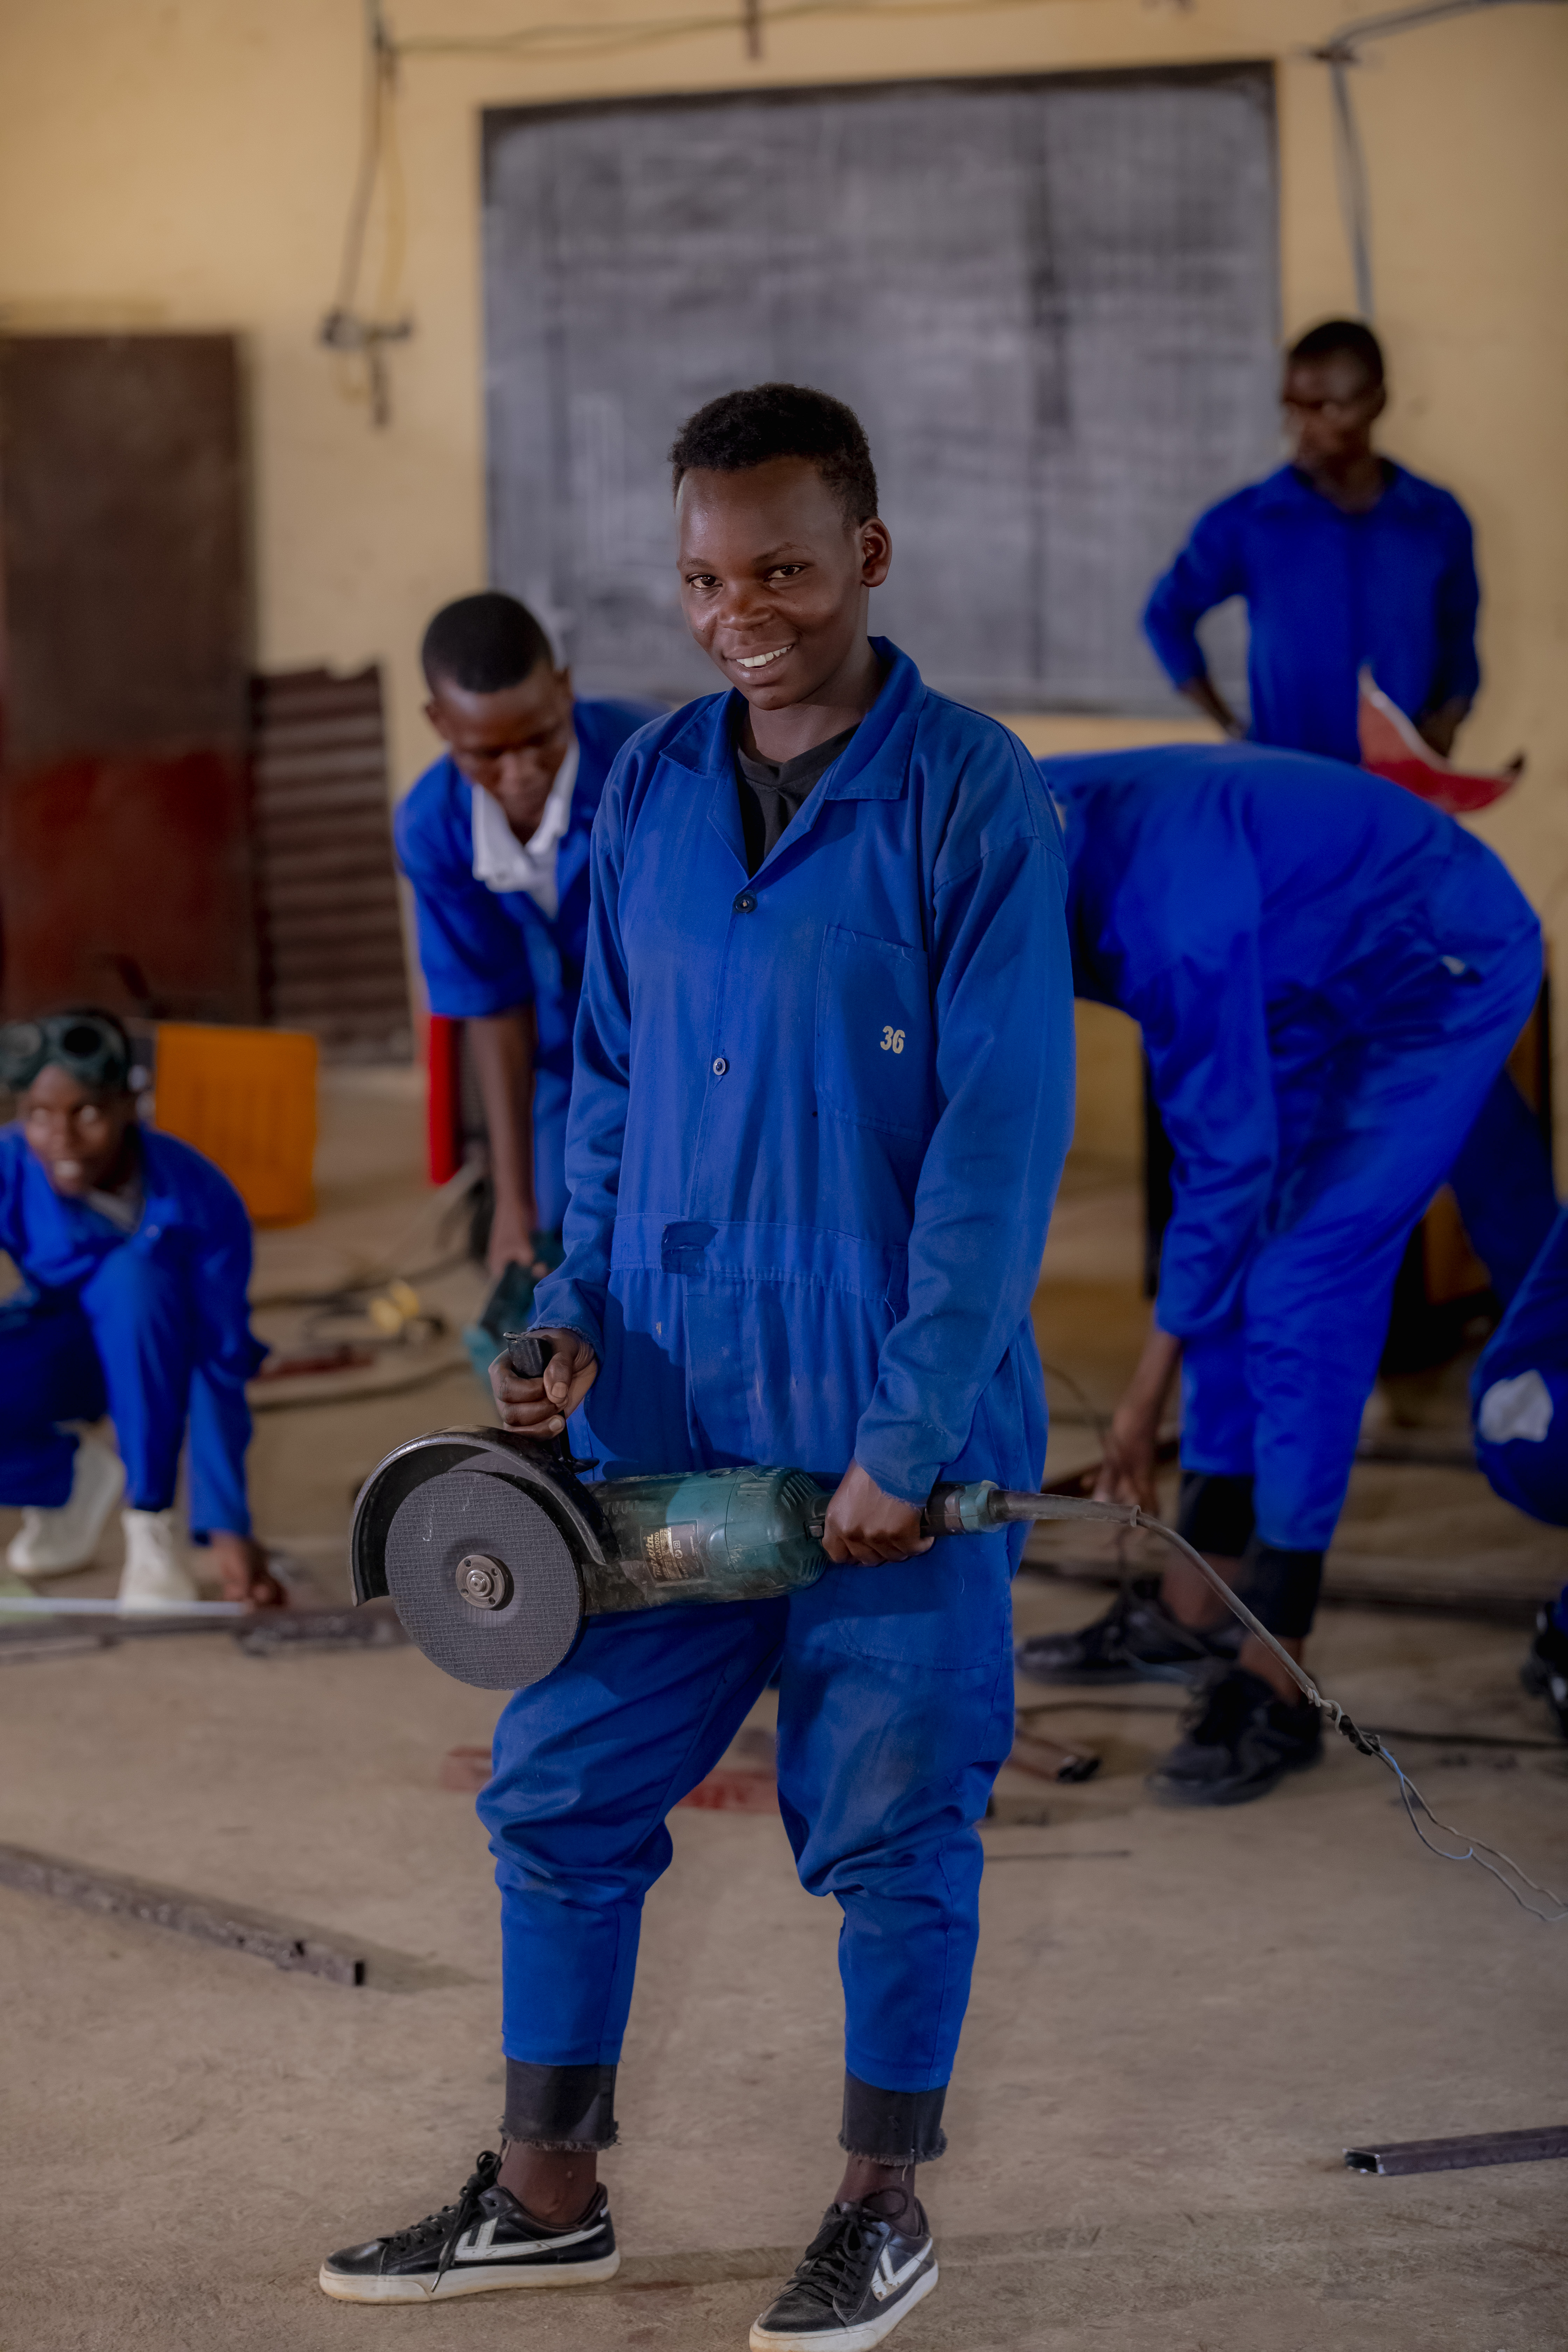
[425,662,575,843]
[21,1064,138,1196]
[675,456,891,715]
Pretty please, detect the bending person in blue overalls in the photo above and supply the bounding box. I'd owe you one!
[395,593,659,1280]
[321,387,1074,2348]
[0,1010,276,1611]
[1016,745,1540,1806]
[1471,1205,1568,1740]
[1143,316,1554,1304]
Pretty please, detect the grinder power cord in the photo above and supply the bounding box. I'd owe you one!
[350,1337,1567,1927]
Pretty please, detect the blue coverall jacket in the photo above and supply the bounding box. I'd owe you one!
[1142,463,1480,763]
[0,1124,262,1534]
[480,644,1076,2102]
[537,642,1072,1500]
[394,696,659,1226]
[1047,744,1539,1555]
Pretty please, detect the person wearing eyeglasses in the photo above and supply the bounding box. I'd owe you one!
[0,1010,280,1610]
[1142,318,1480,765]
[394,595,660,1288]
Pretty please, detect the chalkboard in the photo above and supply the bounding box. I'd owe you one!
[483,66,1278,714]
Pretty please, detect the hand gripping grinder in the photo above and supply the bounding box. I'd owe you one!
[350,1334,1108,1691]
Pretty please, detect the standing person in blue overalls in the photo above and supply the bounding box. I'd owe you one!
[321,386,1074,2350]
[0,1009,279,1611]
[394,594,660,1282]
[1016,746,1540,1807]
[1143,317,1479,763]
[1143,316,1554,1310]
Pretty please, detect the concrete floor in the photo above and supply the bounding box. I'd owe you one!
[2,1077,1566,2350]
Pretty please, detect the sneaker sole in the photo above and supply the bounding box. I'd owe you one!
[749,2259,937,2350]
[1146,1745,1322,1809]
[1016,1657,1213,1688]
[317,2249,621,2301]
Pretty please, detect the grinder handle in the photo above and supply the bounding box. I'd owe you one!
[502,1329,572,1465]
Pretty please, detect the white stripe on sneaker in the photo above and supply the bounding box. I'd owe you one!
[452,2216,604,2262]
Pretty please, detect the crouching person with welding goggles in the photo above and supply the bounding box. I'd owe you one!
[0,1010,279,1610]
[1017,744,1541,1805]
[318,386,1075,2346]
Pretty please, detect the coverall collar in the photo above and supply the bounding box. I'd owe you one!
[658,638,924,877]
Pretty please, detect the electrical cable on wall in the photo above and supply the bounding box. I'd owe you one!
[321,0,413,425]
[1309,0,1567,319]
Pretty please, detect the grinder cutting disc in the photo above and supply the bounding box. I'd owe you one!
[383,1465,585,1690]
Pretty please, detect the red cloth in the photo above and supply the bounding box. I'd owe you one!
[1358,667,1519,815]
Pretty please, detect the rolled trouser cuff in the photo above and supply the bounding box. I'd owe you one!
[1176,1470,1256,1559]
[501,2059,619,2150]
[1238,1542,1324,1640]
[840,2073,947,2164]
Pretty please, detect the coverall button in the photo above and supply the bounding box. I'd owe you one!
[733,891,756,913]
[712,1056,729,1076]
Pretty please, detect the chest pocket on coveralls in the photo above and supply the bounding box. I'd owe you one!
[816,926,934,1140]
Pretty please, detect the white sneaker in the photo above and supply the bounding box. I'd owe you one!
[117,1508,200,1612]
[7,1432,126,1577]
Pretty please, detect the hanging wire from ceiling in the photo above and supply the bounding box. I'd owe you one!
[1309,0,1567,321]
[320,0,414,426]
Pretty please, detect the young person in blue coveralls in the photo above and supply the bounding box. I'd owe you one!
[1143,318,1479,765]
[1017,745,1540,1807]
[394,594,660,1281]
[1143,316,1554,1323]
[321,387,1075,2351]
[0,1009,279,1611]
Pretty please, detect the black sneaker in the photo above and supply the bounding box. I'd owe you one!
[1015,1575,1241,1687]
[1520,1607,1568,1738]
[318,2150,618,2302]
[1148,1665,1322,1807]
[750,2199,938,2350]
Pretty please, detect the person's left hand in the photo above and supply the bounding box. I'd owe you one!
[210,1532,287,1609]
[822,1462,934,1566]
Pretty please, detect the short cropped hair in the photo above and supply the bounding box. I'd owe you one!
[1286,318,1385,389]
[421,593,553,694]
[669,384,879,528]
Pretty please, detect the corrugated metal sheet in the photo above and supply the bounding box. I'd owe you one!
[250,667,412,1061]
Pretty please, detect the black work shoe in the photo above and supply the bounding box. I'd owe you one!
[1015,1575,1241,1687]
[1521,1607,1568,1738]
[750,2199,938,2350]
[1148,1665,1322,1808]
[318,2150,618,2301]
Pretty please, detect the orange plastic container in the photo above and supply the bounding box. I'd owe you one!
[152,1023,318,1227]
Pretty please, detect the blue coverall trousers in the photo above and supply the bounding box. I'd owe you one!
[0,1249,199,1512]
[478,1526,1017,2111]
[1181,937,1543,1555]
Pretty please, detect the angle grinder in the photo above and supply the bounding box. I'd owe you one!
[350,1333,1113,1690]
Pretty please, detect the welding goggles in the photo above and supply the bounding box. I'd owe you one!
[0,1011,134,1096]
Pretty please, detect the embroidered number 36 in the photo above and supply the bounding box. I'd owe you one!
[880,1025,906,1054]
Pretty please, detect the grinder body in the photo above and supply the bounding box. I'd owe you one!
[350,1428,851,1689]
[349,1424,1011,1691]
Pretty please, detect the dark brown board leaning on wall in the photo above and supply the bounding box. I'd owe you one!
[0,332,258,1023]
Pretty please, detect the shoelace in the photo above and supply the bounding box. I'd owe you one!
[383,2150,501,2296]
[790,2209,880,2311]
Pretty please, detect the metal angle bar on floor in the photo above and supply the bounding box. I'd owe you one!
[0,1839,368,1984]
[1344,2124,1568,2175]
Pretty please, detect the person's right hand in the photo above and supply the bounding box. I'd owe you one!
[490,1327,599,1437]
[1092,1397,1162,1515]
[487,1194,547,1284]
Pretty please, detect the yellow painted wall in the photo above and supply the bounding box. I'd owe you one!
[2,0,1564,1139]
